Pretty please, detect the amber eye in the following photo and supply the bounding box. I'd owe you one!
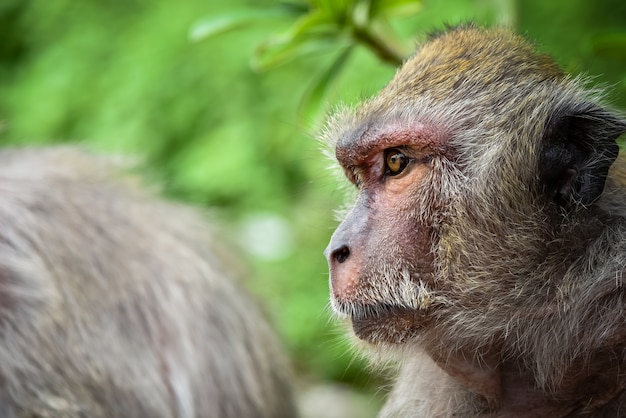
[385,149,409,176]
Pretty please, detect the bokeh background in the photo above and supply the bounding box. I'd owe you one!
[1,0,625,416]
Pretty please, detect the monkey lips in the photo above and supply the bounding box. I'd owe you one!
[351,306,424,344]
[331,296,428,345]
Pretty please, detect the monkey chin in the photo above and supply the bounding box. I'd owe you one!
[350,306,423,345]
[331,287,431,345]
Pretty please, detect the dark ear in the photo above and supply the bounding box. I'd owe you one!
[540,104,626,206]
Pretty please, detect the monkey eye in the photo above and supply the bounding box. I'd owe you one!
[384,149,410,176]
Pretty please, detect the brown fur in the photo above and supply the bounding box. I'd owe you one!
[0,147,297,418]
[324,25,626,417]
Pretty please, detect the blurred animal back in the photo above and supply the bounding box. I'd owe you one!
[0,147,297,418]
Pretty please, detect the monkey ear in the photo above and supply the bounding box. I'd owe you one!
[540,105,626,206]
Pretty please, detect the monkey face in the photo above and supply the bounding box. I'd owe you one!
[323,26,625,348]
[324,25,626,416]
[325,122,451,344]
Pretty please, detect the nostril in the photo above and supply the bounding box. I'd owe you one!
[332,245,350,264]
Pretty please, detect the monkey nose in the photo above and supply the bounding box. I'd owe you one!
[326,241,361,302]
[332,245,350,263]
[324,243,351,265]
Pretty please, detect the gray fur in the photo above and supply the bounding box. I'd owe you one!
[0,147,297,418]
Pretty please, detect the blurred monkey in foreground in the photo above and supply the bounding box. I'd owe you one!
[325,25,626,417]
[0,147,297,418]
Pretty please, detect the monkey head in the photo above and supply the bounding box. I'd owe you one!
[324,26,626,354]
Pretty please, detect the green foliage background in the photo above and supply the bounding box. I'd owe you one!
[1,0,625,405]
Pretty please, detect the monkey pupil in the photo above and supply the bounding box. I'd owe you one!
[386,150,407,175]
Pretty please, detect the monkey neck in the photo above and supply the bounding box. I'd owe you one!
[430,208,626,416]
[425,341,626,417]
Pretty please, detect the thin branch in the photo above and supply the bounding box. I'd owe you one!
[352,27,406,67]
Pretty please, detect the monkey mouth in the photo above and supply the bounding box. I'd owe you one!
[330,279,434,344]
[333,301,424,344]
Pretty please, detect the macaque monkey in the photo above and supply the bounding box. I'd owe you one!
[324,25,626,417]
[0,147,297,418]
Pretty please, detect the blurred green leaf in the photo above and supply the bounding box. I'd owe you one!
[313,0,351,23]
[298,46,353,122]
[189,9,290,42]
[252,8,351,72]
[253,34,344,71]
[193,0,416,73]
[371,0,421,19]
[284,9,338,39]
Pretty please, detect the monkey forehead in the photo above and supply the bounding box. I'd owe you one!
[384,26,564,101]
[320,98,456,167]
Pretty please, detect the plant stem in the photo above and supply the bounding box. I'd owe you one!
[352,27,406,67]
